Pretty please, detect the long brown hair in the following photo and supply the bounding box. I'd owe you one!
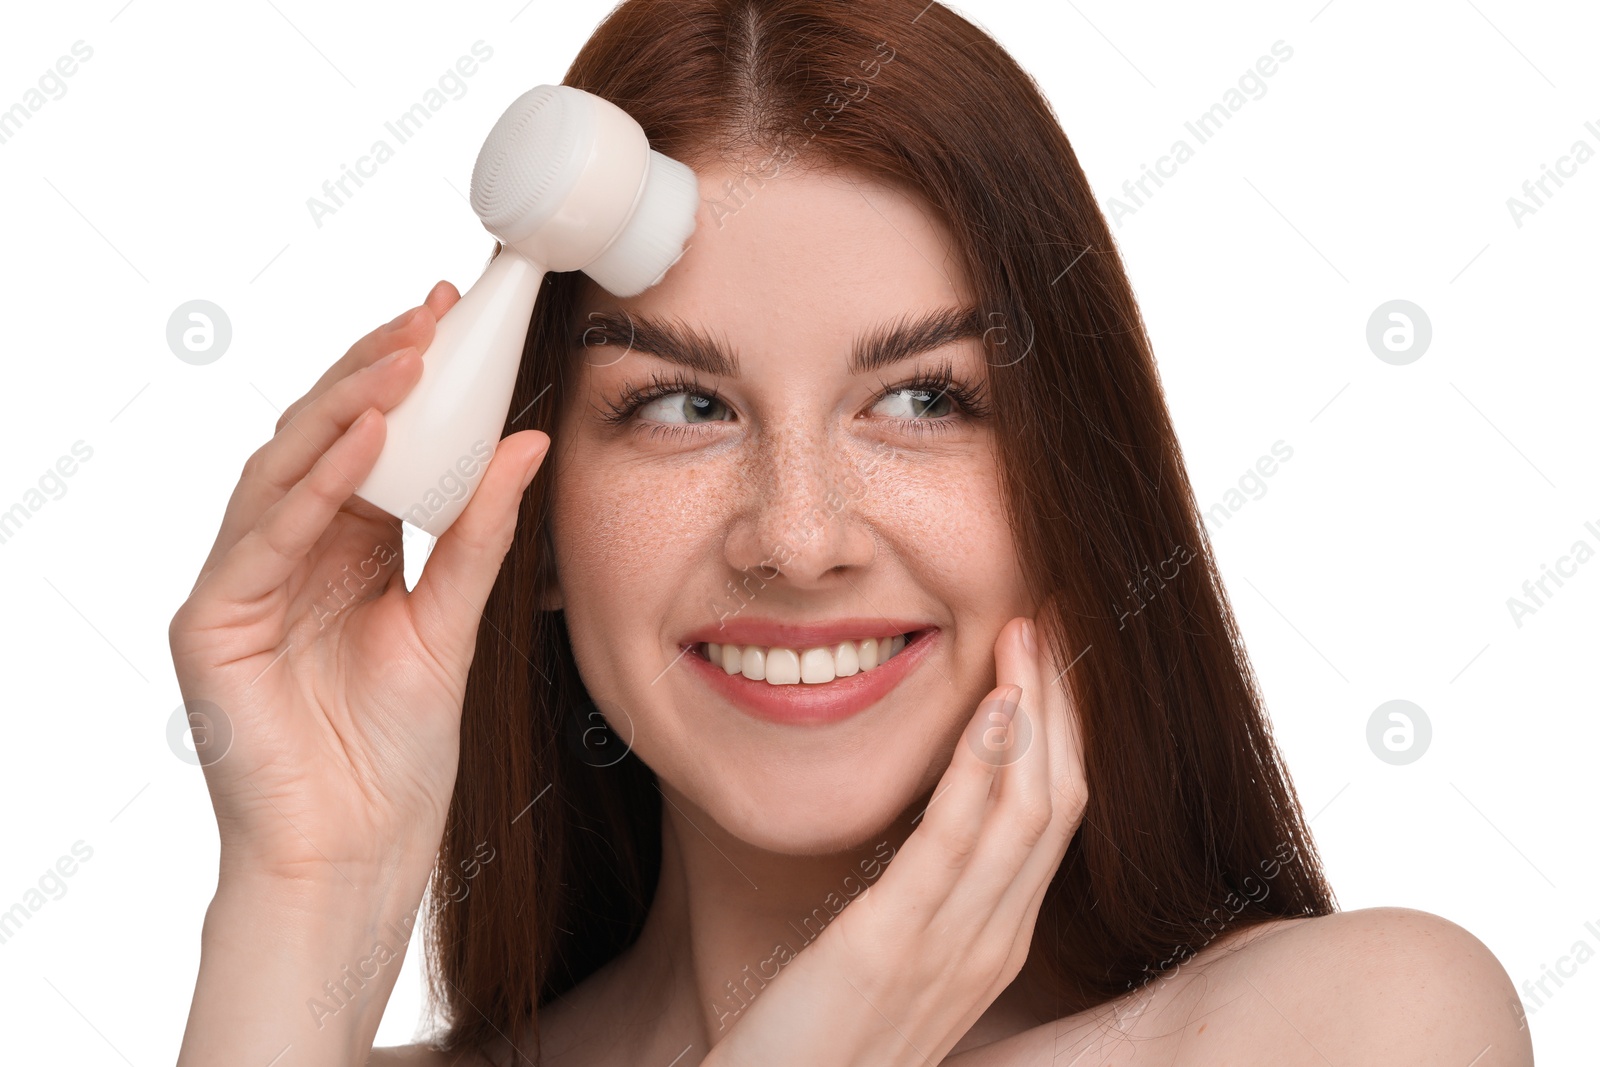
[424,0,1337,1056]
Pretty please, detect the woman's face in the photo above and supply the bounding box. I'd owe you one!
[544,160,1038,855]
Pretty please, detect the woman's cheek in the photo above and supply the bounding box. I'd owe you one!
[558,459,723,595]
[875,457,1009,568]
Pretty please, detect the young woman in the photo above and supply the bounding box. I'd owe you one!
[172,1,1531,1064]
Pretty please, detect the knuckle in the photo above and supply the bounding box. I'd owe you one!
[240,444,269,481]
[834,904,899,975]
[167,597,210,658]
[937,823,982,868]
[1053,773,1089,813]
[1019,791,1053,841]
[997,942,1028,987]
[452,521,513,575]
[167,603,190,646]
[448,511,495,554]
[305,461,350,506]
[972,938,1014,990]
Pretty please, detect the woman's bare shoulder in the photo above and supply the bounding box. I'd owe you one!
[950,907,1533,1066]
[366,1041,495,1067]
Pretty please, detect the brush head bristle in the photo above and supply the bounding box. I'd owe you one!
[583,150,701,297]
[471,86,582,243]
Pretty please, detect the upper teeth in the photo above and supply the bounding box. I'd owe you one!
[704,634,911,685]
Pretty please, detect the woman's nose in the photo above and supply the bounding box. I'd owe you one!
[722,430,879,585]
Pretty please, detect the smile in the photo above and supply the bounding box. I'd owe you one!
[696,632,915,684]
[681,628,938,726]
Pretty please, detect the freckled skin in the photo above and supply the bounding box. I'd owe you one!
[532,161,1045,1058]
[546,162,1035,853]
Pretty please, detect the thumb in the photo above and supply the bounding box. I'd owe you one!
[407,430,549,669]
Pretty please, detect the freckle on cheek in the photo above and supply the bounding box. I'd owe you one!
[561,466,730,591]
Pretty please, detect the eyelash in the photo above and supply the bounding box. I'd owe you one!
[597,358,993,442]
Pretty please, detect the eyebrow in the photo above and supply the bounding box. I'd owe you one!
[570,305,985,377]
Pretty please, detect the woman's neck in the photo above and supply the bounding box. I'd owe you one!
[555,778,1049,1063]
[628,779,915,1049]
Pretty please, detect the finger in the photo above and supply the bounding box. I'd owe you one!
[273,281,457,435]
[996,864,1056,997]
[991,616,1088,926]
[857,622,1032,924]
[258,346,423,515]
[201,406,390,610]
[196,348,424,586]
[406,429,550,673]
[928,615,1078,997]
[423,278,459,318]
[194,281,456,588]
[952,617,1053,898]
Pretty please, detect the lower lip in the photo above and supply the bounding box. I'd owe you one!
[681,629,939,726]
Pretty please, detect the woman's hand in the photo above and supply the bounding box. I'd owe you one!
[704,615,1088,1067]
[167,280,550,889]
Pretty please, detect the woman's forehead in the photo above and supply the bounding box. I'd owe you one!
[573,164,972,357]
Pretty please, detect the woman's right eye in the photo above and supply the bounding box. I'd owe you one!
[634,391,733,425]
[599,371,733,434]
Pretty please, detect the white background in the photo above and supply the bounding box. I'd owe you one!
[0,0,1594,1062]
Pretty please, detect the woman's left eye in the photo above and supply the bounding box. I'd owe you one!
[865,367,991,434]
[870,384,955,421]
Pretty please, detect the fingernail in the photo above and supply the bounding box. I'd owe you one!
[370,346,414,371]
[386,307,419,332]
[1021,618,1037,655]
[995,683,1022,722]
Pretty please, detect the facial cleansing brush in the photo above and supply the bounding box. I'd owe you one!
[352,84,700,537]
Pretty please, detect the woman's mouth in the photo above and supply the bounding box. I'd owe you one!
[681,628,939,726]
[694,630,922,685]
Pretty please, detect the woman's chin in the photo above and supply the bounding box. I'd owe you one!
[694,774,928,858]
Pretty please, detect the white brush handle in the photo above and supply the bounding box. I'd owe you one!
[352,245,545,538]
